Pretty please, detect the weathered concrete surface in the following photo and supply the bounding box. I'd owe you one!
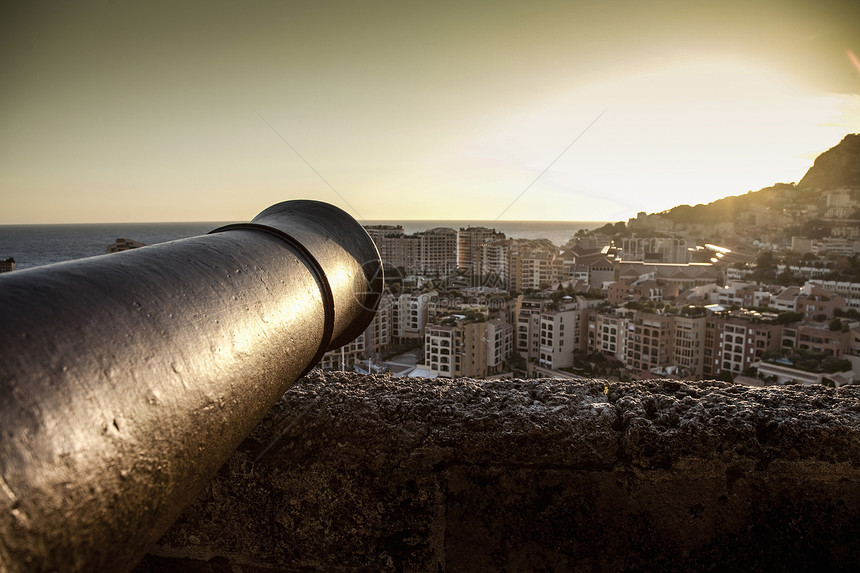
[135,372,860,572]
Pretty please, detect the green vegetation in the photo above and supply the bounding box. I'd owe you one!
[624,300,666,314]
[506,351,526,372]
[715,371,735,383]
[577,221,628,238]
[569,350,624,378]
[834,307,860,320]
[775,311,805,325]
[438,308,486,326]
[762,348,852,374]
[678,305,706,318]
[657,183,803,226]
[548,284,605,303]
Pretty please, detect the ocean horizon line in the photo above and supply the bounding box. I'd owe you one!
[366,218,611,222]
[1,219,614,227]
[0,219,609,270]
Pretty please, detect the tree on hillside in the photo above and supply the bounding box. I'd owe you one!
[752,251,777,283]
[776,269,799,286]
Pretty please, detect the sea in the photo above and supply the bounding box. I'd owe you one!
[0,220,608,271]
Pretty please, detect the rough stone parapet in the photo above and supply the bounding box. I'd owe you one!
[136,373,860,572]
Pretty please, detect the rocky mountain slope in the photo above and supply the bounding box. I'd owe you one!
[799,134,860,190]
[657,134,860,226]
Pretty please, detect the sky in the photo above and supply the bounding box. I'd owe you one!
[2,0,860,224]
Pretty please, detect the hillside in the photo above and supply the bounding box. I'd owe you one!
[658,182,799,226]
[798,134,860,190]
[656,134,860,226]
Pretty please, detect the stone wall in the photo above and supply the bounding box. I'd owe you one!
[135,372,860,572]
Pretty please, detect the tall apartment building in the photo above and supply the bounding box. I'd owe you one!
[365,225,422,274]
[385,235,421,273]
[620,236,692,264]
[417,228,458,278]
[480,239,511,289]
[364,224,404,244]
[460,319,489,378]
[506,239,564,292]
[586,307,706,379]
[782,323,853,358]
[424,324,458,377]
[538,300,587,370]
[459,226,505,275]
[672,314,707,378]
[423,312,502,378]
[587,310,628,362]
[364,293,393,357]
[507,246,524,293]
[391,290,437,343]
[703,313,782,378]
[365,225,459,279]
[364,225,407,268]
[487,319,514,375]
[716,322,757,376]
[515,296,552,362]
[518,251,565,291]
[625,312,675,373]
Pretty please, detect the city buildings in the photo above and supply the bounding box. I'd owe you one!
[416,228,458,278]
[625,312,674,374]
[487,318,514,375]
[704,313,782,378]
[587,310,627,362]
[620,236,692,264]
[459,226,505,277]
[672,313,707,378]
[421,310,513,379]
[391,289,437,343]
[516,296,552,362]
[365,225,458,278]
[538,298,587,370]
[312,220,860,387]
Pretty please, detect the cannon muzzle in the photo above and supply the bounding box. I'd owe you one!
[0,200,383,572]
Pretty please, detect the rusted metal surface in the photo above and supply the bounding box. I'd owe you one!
[0,200,382,572]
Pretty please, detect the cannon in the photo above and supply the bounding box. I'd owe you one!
[0,200,383,572]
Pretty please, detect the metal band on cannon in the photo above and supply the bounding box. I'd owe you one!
[207,221,337,379]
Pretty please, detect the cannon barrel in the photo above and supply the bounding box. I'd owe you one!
[0,200,383,572]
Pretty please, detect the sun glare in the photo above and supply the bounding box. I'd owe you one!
[454,59,860,221]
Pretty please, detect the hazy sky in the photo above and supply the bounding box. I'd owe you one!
[2,0,860,224]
